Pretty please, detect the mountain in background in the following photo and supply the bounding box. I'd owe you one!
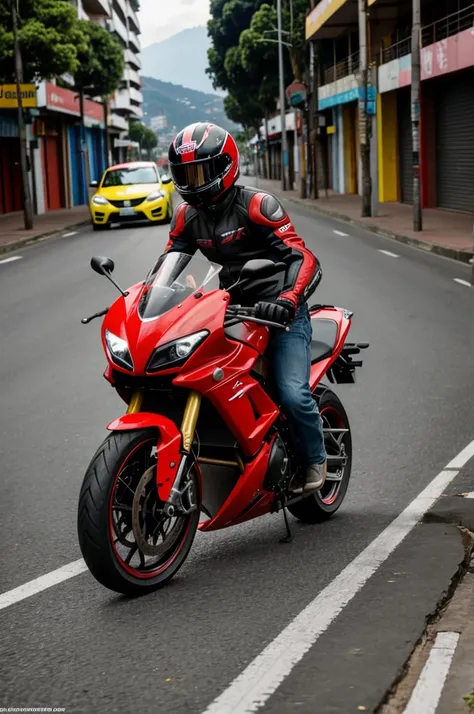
[141,76,240,135]
[141,26,220,96]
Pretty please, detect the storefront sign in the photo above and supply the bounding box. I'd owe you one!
[318,78,376,110]
[38,82,104,123]
[378,27,474,93]
[0,84,37,108]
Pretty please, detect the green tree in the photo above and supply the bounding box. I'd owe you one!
[74,20,124,98]
[0,0,85,83]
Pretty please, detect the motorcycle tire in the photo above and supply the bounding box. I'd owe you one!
[288,388,352,523]
[77,429,200,596]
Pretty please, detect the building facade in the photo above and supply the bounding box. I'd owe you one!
[0,0,142,216]
[306,0,474,213]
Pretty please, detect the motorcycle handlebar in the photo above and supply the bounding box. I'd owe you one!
[225,305,289,331]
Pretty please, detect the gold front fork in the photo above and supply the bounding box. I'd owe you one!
[126,391,144,414]
[181,391,201,453]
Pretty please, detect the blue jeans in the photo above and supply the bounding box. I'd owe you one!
[269,305,327,466]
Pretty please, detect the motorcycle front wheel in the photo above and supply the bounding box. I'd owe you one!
[77,429,200,595]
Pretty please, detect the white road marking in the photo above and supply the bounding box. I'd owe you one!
[201,439,474,714]
[463,492,474,498]
[0,255,22,264]
[378,249,399,258]
[63,231,78,237]
[403,632,460,714]
[333,230,349,237]
[0,559,87,611]
[453,278,471,288]
[445,439,474,469]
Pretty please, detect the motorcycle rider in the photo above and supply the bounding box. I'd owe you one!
[164,122,327,492]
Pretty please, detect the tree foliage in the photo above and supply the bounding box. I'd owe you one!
[128,120,158,157]
[207,0,310,132]
[74,20,124,98]
[0,0,85,83]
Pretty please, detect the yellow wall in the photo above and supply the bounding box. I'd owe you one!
[343,104,357,194]
[377,92,399,202]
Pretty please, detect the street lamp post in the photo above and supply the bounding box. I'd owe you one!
[277,0,289,191]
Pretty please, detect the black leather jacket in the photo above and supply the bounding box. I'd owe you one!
[165,185,321,311]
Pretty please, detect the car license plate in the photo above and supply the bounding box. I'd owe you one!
[119,207,135,216]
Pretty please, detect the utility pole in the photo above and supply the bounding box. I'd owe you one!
[277,0,289,191]
[411,0,422,231]
[358,0,371,217]
[11,0,33,230]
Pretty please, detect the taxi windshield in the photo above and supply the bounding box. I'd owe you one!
[103,167,158,187]
[138,252,222,320]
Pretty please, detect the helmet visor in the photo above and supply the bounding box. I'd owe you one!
[171,155,231,191]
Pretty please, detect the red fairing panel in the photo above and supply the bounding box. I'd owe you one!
[199,439,274,531]
[107,412,182,502]
[308,307,352,390]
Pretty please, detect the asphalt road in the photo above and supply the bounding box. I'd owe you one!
[1,192,474,714]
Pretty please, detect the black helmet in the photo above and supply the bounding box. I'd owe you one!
[168,122,240,208]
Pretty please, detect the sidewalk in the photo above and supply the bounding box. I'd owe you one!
[382,458,474,714]
[0,206,90,255]
[255,177,474,265]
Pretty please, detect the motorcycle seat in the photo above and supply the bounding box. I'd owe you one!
[310,318,338,364]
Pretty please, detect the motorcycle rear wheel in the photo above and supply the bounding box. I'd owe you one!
[288,388,352,523]
[77,429,199,595]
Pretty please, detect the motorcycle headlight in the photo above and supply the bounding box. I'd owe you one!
[147,330,209,372]
[105,330,134,371]
[146,190,164,202]
[92,194,109,205]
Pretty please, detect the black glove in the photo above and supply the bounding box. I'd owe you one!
[255,300,295,324]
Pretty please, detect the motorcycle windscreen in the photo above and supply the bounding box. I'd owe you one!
[138,251,222,320]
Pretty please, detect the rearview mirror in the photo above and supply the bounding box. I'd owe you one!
[161,175,172,185]
[91,255,115,275]
[89,180,98,188]
[240,259,285,282]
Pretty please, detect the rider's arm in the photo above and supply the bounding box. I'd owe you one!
[164,202,198,255]
[248,192,322,313]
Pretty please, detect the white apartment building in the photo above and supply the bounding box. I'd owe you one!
[74,0,143,158]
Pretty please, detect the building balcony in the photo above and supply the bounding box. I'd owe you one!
[112,0,127,21]
[81,0,110,17]
[126,48,141,69]
[108,112,129,132]
[126,66,141,88]
[128,30,141,53]
[111,88,131,112]
[129,104,143,118]
[129,87,143,105]
[322,51,359,85]
[110,10,128,44]
[127,4,140,34]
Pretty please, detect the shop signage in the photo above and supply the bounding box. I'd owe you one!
[378,27,474,94]
[0,84,37,108]
[41,82,104,122]
[286,82,307,108]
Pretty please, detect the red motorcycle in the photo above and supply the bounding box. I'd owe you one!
[78,252,367,595]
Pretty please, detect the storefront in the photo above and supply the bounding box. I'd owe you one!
[0,113,21,215]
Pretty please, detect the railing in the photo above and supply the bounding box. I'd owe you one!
[323,51,360,85]
[380,36,411,64]
[421,3,474,47]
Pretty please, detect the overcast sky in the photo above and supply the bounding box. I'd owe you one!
[138,0,210,48]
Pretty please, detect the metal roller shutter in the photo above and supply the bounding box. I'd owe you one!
[436,71,474,213]
[397,88,413,204]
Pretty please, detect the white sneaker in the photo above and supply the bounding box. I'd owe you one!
[292,462,327,494]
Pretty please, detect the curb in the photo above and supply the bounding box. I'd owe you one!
[278,193,474,266]
[0,220,90,256]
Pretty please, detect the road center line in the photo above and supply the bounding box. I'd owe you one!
[333,230,349,237]
[0,255,22,265]
[63,231,78,237]
[403,632,460,714]
[453,278,471,288]
[0,559,87,611]
[201,439,474,714]
[378,249,399,258]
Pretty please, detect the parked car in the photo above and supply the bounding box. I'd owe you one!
[89,161,173,231]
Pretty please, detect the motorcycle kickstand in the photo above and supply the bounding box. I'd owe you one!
[280,503,294,544]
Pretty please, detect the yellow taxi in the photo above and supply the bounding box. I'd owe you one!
[89,161,174,231]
